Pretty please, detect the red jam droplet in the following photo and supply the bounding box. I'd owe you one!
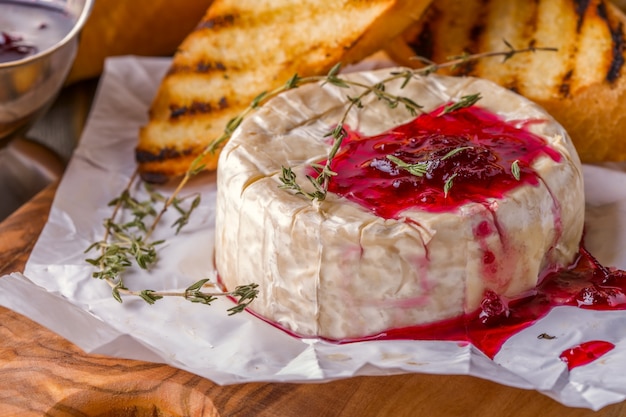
[321,105,560,218]
[559,341,615,370]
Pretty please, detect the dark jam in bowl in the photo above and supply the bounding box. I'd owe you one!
[322,105,560,218]
[0,2,75,64]
[0,31,37,62]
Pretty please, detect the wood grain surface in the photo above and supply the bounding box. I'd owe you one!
[0,185,625,417]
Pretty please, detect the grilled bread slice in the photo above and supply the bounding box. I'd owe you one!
[137,0,432,183]
[386,0,626,163]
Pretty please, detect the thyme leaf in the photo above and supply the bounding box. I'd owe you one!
[439,93,482,116]
[443,173,457,198]
[511,159,521,181]
[140,290,163,305]
[386,155,429,177]
[227,284,261,315]
[251,91,268,108]
[285,73,302,89]
[171,194,201,234]
[441,146,473,160]
[278,166,304,195]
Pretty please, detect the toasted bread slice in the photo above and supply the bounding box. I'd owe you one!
[137,0,432,182]
[386,0,626,164]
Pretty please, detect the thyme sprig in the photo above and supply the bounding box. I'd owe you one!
[87,41,554,312]
[440,93,482,115]
[277,43,555,201]
[85,172,258,313]
[140,279,259,315]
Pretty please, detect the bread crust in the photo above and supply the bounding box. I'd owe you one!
[136,0,433,182]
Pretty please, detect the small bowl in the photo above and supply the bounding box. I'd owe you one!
[0,0,93,147]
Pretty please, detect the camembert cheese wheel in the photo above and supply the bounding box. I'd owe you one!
[215,69,585,340]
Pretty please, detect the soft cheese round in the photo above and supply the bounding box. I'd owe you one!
[215,69,585,340]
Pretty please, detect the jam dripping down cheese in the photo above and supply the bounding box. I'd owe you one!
[292,104,623,367]
[343,246,626,361]
[240,243,625,365]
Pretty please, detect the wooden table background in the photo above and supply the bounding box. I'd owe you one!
[0,185,624,416]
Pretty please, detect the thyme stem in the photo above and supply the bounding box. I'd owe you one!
[87,40,555,313]
[276,43,555,202]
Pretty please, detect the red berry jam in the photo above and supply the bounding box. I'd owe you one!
[321,105,560,218]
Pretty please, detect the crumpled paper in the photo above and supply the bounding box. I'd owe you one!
[1,56,626,410]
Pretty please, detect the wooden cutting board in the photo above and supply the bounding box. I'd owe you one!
[0,185,623,417]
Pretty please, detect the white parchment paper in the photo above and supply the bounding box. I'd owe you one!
[2,56,626,410]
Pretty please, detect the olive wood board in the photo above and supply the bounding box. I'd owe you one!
[0,184,624,417]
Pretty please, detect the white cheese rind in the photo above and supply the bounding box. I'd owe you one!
[215,69,585,340]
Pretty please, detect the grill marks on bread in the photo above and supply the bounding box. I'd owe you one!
[602,2,626,82]
[137,0,433,182]
[393,0,624,98]
[386,0,626,163]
